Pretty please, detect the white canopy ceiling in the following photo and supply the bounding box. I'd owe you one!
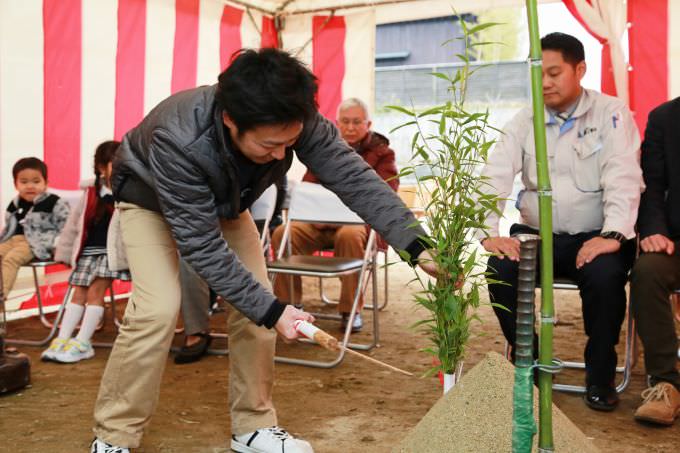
[224,0,558,19]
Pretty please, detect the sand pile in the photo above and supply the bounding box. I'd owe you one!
[395,352,600,453]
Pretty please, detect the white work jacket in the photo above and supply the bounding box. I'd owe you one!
[481,89,643,239]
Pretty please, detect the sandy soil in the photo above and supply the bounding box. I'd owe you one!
[1,259,679,452]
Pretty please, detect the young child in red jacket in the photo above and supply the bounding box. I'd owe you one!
[41,141,131,363]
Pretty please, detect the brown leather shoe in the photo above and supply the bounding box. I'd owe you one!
[634,382,680,426]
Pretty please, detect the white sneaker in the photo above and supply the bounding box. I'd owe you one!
[90,438,130,453]
[52,338,95,363]
[231,426,314,453]
[41,338,68,362]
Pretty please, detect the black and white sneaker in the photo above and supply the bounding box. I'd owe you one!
[90,438,130,453]
[231,426,314,453]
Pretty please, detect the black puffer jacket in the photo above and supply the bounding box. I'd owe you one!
[112,85,425,325]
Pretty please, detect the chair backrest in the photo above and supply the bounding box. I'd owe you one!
[50,186,85,211]
[250,185,277,223]
[288,182,363,224]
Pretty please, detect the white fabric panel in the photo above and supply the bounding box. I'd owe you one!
[197,0,223,86]
[573,0,629,104]
[280,13,313,66]
[144,0,176,114]
[241,7,264,49]
[669,0,680,98]
[342,10,376,115]
[0,1,44,213]
[81,0,118,179]
[288,182,363,224]
[279,14,313,183]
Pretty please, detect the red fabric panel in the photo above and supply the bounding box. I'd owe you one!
[628,0,668,134]
[114,0,146,141]
[600,43,616,97]
[172,0,200,94]
[220,5,243,70]
[261,16,279,48]
[312,16,346,121]
[43,0,82,189]
[561,0,617,97]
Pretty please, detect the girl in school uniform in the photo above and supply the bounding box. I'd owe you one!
[41,141,130,363]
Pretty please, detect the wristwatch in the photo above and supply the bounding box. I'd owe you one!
[600,231,626,243]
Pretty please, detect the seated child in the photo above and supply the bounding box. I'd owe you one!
[41,141,131,363]
[0,157,70,295]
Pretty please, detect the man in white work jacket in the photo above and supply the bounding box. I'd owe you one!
[479,32,643,411]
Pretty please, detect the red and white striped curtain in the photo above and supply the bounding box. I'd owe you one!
[0,0,374,211]
[562,0,628,103]
[563,0,680,134]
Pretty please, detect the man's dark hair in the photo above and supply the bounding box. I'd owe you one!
[216,48,318,132]
[12,157,48,182]
[541,32,585,66]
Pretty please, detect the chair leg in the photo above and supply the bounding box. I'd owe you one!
[32,265,53,329]
[274,264,380,368]
[552,299,636,395]
[5,285,74,347]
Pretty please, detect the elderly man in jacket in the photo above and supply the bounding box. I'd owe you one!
[90,49,435,453]
[271,97,399,333]
[630,96,680,426]
[478,33,642,412]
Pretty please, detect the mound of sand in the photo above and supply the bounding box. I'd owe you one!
[395,352,600,453]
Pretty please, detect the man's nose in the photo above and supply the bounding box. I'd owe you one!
[542,74,552,88]
[271,146,286,160]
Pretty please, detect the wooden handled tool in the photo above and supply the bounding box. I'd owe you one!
[294,320,413,377]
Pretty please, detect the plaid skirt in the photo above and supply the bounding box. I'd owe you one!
[68,253,131,287]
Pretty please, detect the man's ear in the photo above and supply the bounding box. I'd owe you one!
[367,120,373,130]
[576,60,587,81]
[222,111,236,130]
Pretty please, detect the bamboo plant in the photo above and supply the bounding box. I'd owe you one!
[389,17,504,383]
[524,0,555,450]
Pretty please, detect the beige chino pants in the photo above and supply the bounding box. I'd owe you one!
[0,235,35,294]
[93,203,277,448]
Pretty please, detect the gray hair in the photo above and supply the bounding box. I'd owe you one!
[336,97,370,120]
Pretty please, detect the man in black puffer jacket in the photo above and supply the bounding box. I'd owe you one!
[91,49,435,453]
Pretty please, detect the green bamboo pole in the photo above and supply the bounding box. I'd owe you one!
[524,1,555,451]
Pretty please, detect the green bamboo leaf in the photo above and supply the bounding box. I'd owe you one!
[386,105,415,116]
[467,22,502,34]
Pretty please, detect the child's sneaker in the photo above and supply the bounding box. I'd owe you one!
[90,438,130,453]
[41,338,68,362]
[53,338,95,363]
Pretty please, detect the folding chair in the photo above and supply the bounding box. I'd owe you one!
[268,182,380,368]
[505,276,636,395]
[4,260,124,347]
[550,277,636,394]
[250,184,278,259]
[318,244,389,311]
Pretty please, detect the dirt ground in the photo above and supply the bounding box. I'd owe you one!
[2,259,680,452]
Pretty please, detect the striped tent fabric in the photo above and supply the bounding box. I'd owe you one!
[0,0,374,210]
[0,0,374,310]
[562,0,680,134]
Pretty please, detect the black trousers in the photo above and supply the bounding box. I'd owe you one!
[630,244,680,389]
[487,224,635,386]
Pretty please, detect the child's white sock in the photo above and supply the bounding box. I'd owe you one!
[58,302,85,339]
[76,304,105,343]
